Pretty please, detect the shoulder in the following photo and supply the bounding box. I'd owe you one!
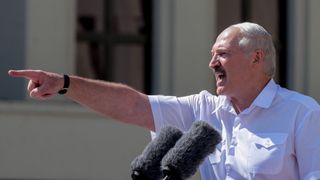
[190,90,221,104]
[277,86,320,111]
[148,90,225,108]
[186,90,228,112]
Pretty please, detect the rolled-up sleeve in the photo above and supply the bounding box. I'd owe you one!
[148,95,196,133]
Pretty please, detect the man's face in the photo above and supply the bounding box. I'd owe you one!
[209,27,254,97]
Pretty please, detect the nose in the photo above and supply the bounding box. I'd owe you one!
[209,55,220,70]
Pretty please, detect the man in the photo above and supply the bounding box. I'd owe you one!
[9,22,320,179]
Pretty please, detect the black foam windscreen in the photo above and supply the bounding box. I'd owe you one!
[131,126,183,180]
[161,121,221,180]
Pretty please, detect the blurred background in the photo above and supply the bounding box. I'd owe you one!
[0,0,319,179]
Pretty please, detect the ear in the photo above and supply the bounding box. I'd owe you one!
[252,49,264,64]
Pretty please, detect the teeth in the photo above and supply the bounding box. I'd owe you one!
[214,69,225,80]
[216,73,224,77]
[216,73,225,80]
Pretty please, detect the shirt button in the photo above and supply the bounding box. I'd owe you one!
[231,137,237,146]
[265,139,272,147]
[226,165,231,172]
[222,140,226,145]
[232,140,237,146]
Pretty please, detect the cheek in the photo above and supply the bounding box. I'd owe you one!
[224,62,249,86]
[224,61,239,77]
[229,59,250,75]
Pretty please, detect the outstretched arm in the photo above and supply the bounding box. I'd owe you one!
[8,69,155,131]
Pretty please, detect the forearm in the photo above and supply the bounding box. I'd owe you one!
[65,76,155,131]
[8,69,155,131]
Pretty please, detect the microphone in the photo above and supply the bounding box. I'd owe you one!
[131,126,183,180]
[161,121,221,180]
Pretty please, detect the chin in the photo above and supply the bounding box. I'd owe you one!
[216,87,225,95]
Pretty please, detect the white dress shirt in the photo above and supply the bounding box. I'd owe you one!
[148,79,320,180]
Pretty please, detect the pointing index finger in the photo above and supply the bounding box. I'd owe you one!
[8,69,42,81]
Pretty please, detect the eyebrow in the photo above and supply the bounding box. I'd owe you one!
[211,48,229,53]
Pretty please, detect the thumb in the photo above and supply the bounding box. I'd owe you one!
[29,83,53,100]
[29,88,43,99]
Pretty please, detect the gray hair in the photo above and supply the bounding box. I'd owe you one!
[231,22,276,77]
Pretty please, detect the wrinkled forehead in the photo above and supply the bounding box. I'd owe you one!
[212,27,242,50]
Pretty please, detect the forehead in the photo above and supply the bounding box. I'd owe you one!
[212,27,241,50]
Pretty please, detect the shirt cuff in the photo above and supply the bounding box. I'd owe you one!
[148,95,165,134]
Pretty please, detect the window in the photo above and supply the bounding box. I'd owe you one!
[76,0,152,93]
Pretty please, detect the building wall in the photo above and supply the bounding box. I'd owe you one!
[152,0,216,96]
[26,0,75,75]
[0,0,26,100]
[305,0,320,101]
[288,0,320,101]
[0,101,150,179]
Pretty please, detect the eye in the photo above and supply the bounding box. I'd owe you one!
[217,52,227,58]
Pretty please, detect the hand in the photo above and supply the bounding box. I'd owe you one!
[8,70,64,100]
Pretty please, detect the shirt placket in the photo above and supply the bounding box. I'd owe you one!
[225,115,243,179]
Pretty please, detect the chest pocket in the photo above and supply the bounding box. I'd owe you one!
[248,133,288,175]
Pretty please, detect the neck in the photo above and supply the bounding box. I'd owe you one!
[230,78,271,114]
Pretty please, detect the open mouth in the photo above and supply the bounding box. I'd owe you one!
[217,73,225,80]
[215,69,226,81]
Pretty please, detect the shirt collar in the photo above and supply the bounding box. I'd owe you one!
[250,79,278,109]
[214,79,278,114]
[214,96,236,114]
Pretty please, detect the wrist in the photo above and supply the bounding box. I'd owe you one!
[58,74,70,95]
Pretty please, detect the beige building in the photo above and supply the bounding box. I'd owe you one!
[0,0,319,179]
